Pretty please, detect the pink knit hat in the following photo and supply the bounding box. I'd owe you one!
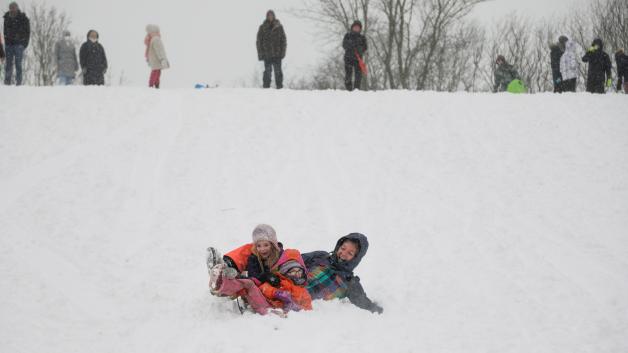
[252,224,279,249]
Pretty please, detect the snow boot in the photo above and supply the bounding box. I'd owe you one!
[206,247,224,274]
[209,263,225,294]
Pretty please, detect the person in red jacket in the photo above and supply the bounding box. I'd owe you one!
[206,224,311,315]
[206,230,270,315]
[250,247,312,312]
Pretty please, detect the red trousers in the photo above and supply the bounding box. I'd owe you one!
[149,69,161,88]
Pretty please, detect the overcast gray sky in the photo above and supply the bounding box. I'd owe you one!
[8,0,585,88]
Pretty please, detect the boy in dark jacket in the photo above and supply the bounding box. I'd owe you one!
[343,20,367,91]
[79,30,107,86]
[3,2,30,85]
[582,38,612,94]
[615,49,628,94]
[302,233,383,314]
[550,36,567,93]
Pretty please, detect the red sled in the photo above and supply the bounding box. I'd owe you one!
[355,50,368,75]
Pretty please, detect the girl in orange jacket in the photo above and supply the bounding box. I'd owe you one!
[207,224,312,314]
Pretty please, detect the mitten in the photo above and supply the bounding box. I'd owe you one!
[370,302,384,314]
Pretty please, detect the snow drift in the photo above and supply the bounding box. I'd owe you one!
[1,87,627,353]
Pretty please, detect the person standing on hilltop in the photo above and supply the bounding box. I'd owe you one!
[550,36,567,93]
[55,30,79,85]
[144,24,170,89]
[582,38,612,94]
[3,2,30,85]
[79,30,108,86]
[256,10,287,89]
[559,37,579,93]
[343,20,368,91]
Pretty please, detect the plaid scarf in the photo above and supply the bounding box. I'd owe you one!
[305,264,348,301]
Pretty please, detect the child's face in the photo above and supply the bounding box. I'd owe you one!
[287,267,303,278]
[336,241,358,262]
[286,266,305,285]
[352,25,361,33]
[256,240,273,259]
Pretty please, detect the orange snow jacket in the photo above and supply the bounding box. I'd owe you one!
[258,249,313,311]
[259,276,313,310]
[224,243,254,272]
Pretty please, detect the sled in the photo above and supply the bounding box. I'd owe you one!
[507,79,527,94]
[356,50,368,75]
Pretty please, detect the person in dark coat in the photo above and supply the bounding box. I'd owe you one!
[79,30,107,86]
[3,2,30,85]
[550,36,567,93]
[302,233,383,314]
[256,10,286,89]
[493,55,520,92]
[343,20,368,91]
[582,38,612,94]
[615,49,628,94]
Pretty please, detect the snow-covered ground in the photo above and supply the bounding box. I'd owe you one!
[1,87,627,353]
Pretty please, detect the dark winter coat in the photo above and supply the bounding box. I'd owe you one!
[550,44,564,82]
[343,32,367,63]
[615,51,628,90]
[246,247,284,284]
[256,18,287,61]
[493,62,519,92]
[79,31,107,85]
[582,39,612,92]
[3,11,30,48]
[302,233,382,314]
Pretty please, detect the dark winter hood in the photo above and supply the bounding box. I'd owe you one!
[615,49,625,61]
[264,10,280,25]
[86,30,99,40]
[330,233,369,274]
[592,38,604,51]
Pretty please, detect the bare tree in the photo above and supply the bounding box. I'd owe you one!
[296,0,486,91]
[590,0,628,53]
[24,2,71,86]
[414,0,487,90]
[296,0,622,92]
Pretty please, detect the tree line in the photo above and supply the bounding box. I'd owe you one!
[292,0,628,92]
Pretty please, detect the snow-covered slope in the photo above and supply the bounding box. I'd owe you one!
[1,87,627,353]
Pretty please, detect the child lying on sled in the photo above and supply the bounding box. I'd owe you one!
[207,224,312,315]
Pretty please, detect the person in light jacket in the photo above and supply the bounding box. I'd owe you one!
[55,30,79,85]
[559,38,579,92]
[144,24,169,89]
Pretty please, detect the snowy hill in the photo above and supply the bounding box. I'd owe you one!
[1,87,627,353]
